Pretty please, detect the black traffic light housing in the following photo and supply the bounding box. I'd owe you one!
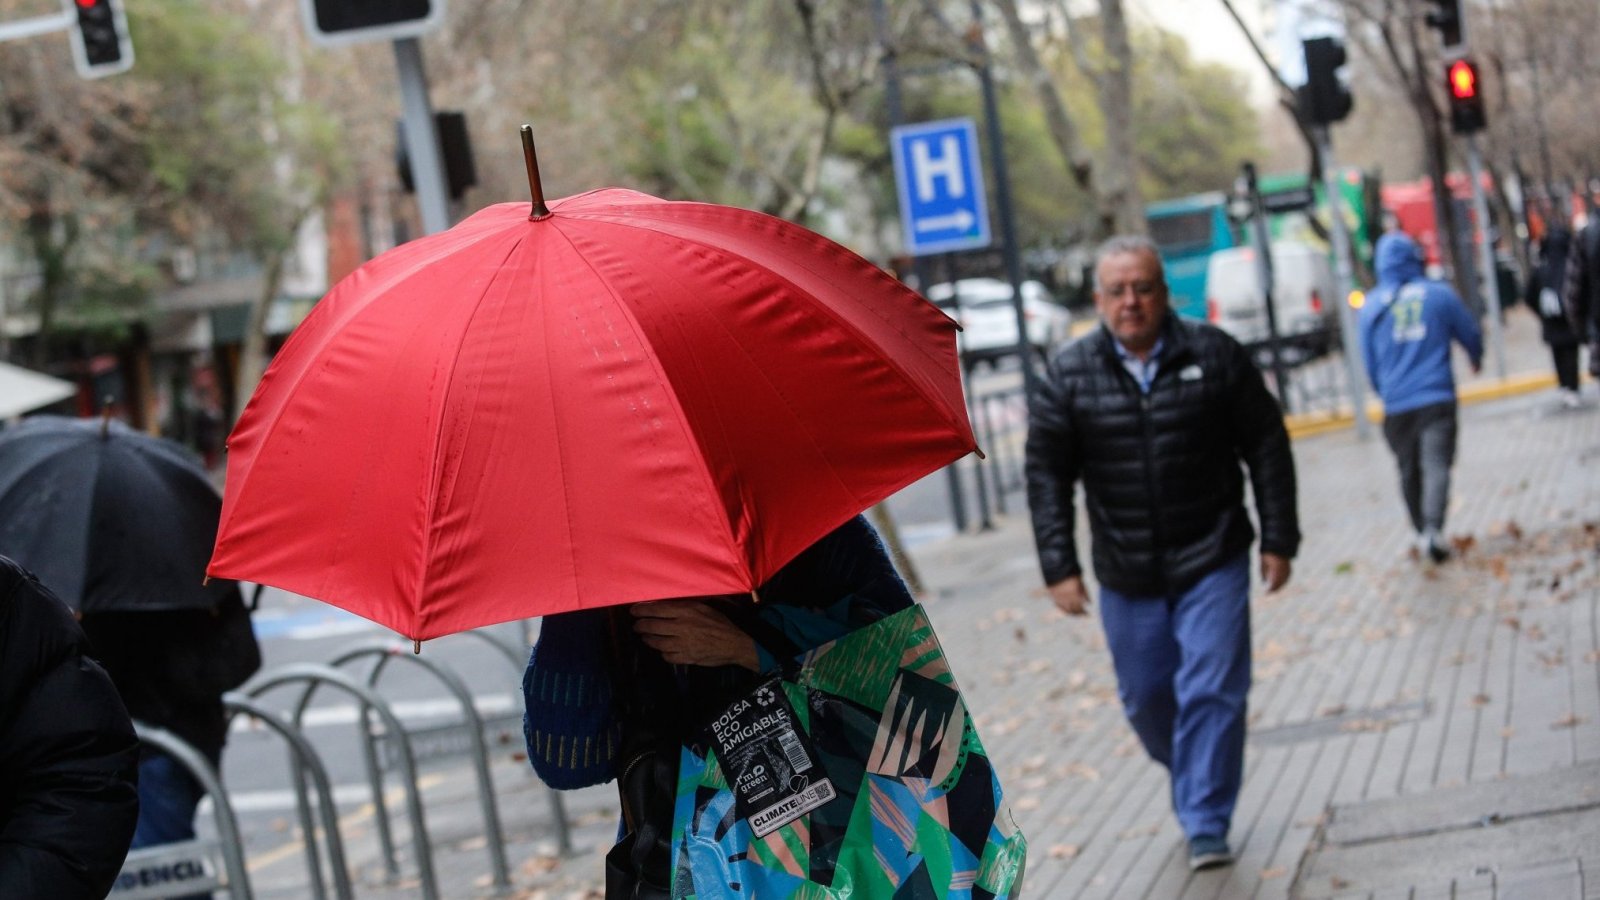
[66,0,133,79]
[1299,37,1354,126]
[1424,0,1465,53]
[1446,58,1487,134]
[300,0,443,47]
[396,111,477,201]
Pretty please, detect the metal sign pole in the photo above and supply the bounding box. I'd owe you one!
[1315,126,1372,439]
[1242,163,1291,409]
[873,0,967,533]
[967,0,1037,399]
[1465,134,1506,378]
[393,37,451,236]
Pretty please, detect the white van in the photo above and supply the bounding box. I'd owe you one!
[1204,241,1337,346]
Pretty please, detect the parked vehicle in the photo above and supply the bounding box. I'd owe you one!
[926,278,1072,371]
[1205,241,1338,361]
[1146,191,1239,321]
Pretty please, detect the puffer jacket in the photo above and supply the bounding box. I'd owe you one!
[1025,316,1300,596]
[0,557,139,899]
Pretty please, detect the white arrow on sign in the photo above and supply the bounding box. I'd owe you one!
[913,209,976,233]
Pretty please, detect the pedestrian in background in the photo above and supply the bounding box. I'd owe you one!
[1025,234,1300,871]
[1359,231,1483,564]
[79,587,260,890]
[0,556,140,899]
[1525,226,1583,407]
[1564,214,1600,380]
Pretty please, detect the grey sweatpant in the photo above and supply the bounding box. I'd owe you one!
[1381,400,1458,534]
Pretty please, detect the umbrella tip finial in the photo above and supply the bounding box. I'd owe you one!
[99,400,113,437]
[521,125,551,221]
[413,639,422,654]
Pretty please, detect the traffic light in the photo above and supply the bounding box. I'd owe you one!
[1298,37,1354,126]
[1424,0,1464,53]
[299,0,444,47]
[65,0,133,79]
[1446,58,1487,134]
[396,111,477,200]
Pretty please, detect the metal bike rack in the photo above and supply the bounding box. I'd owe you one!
[326,640,513,892]
[246,664,441,900]
[453,626,574,854]
[111,724,252,900]
[222,693,354,900]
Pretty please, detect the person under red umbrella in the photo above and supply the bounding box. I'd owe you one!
[523,515,916,896]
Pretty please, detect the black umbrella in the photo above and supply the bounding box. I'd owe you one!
[0,414,238,612]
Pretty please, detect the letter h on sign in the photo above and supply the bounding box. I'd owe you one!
[891,118,992,257]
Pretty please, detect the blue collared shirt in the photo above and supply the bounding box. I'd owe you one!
[1112,337,1165,394]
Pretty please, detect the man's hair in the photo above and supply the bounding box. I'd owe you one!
[1092,234,1166,291]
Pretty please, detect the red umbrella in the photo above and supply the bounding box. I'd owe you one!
[208,130,974,642]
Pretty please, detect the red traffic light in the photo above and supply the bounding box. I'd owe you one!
[1448,59,1479,99]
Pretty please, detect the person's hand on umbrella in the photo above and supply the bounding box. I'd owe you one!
[630,599,759,671]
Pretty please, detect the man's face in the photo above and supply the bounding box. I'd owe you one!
[1093,249,1170,355]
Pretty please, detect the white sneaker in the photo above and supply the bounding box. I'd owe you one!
[1561,389,1582,409]
[1421,528,1450,563]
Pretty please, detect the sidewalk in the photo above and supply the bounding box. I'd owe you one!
[914,384,1600,898]
[279,309,1599,899]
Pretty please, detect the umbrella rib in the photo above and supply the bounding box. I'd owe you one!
[411,231,538,630]
[572,206,971,444]
[540,219,753,588]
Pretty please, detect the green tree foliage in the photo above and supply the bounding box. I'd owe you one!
[1130,28,1262,203]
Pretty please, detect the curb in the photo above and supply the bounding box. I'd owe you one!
[1284,371,1558,440]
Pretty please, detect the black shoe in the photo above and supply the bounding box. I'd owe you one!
[1188,835,1233,871]
[1423,529,1451,564]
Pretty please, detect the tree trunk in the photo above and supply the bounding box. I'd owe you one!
[1095,0,1145,234]
[231,250,288,424]
[991,0,1102,227]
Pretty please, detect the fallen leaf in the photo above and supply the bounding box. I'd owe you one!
[1260,866,1287,879]
[1500,726,1515,738]
[1014,796,1041,811]
[1552,713,1584,729]
[1333,560,1354,575]
[1047,843,1080,859]
[1014,626,1027,643]
[1470,693,1491,707]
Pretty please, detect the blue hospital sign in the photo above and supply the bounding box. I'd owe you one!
[890,118,992,256]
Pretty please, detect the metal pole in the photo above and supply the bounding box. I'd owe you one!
[1315,126,1372,438]
[392,37,451,236]
[967,0,1038,400]
[1242,162,1290,410]
[874,0,967,532]
[951,274,994,532]
[0,10,73,43]
[1465,134,1507,378]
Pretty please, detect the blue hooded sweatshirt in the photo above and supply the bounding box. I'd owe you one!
[1359,232,1483,415]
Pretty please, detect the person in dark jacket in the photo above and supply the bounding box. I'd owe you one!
[1525,226,1583,406]
[1025,234,1300,872]
[0,556,140,899]
[1564,217,1600,379]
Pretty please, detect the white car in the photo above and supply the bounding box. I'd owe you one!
[1204,241,1338,349]
[926,278,1072,370]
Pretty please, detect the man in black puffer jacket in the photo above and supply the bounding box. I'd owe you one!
[0,555,140,898]
[1026,235,1299,872]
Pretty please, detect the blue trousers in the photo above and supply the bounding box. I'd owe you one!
[132,751,212,900]
[1098,554,1251,840]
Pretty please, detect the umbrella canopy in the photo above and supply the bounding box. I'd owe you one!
[209,188,975,642]
[0,415,239,613]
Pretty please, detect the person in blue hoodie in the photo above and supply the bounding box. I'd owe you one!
[1359,231,1484,563]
